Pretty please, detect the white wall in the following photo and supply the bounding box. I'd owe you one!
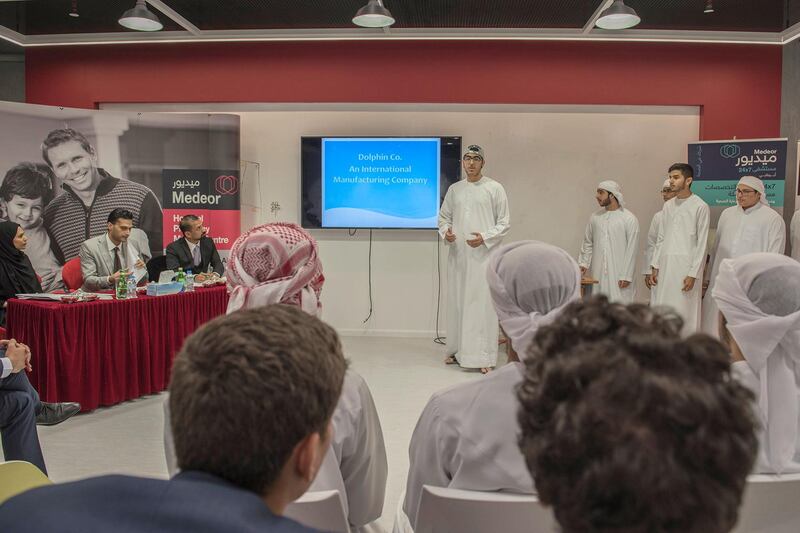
[237,105,700,336]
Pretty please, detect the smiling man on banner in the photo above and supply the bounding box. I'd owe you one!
[42,128,162,263]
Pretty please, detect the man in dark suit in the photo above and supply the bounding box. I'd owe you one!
[165,215,224,276]
[0,305,347,533]
[1,339,80,474]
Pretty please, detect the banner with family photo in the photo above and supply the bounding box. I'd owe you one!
[0,101,240,291]
[688,138,787,208]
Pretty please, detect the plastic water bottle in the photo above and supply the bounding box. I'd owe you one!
[175,267,186,291]
[185,269,194,292]
[127,271,138,299]
[115,269,128,300]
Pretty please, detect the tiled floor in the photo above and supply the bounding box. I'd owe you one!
[10,336,499,531]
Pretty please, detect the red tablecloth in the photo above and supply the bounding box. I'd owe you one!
[6,286,228,411]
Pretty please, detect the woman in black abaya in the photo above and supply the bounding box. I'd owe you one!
[0,221,42,326]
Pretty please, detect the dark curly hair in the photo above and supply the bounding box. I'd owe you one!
[517,296,758,533]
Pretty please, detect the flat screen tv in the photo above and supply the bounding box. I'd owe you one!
[301,136,462,229]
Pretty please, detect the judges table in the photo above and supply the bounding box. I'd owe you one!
[6,286,228,412]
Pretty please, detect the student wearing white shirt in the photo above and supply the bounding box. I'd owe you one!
[650,163,710,334]
[701,176,785,337]
[165,222,387,531]
[578,180,640,303]
[713,252,800,474]
[399,241,581,531]
[643,179,676,304]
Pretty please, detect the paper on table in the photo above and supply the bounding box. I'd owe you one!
[133,266,147,284]
[128,252,148,284]
[15,293,66,301]
[15,293,114,301]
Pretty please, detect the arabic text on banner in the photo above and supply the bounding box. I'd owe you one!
[688,139,787,207]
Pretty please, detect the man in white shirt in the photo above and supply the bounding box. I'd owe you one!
[650,163,710,334]
[79,208,146,291]
[165,222,387,532]
[578,180,639,303]
[701,176,785,336]
[439,145,510,373]
[713,252,800,474]
[643,179,676,304]
[399,241,581,531]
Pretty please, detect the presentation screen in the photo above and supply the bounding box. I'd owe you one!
[301,136,462,229]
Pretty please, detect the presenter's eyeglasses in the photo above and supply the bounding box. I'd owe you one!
[735,188,757,196]
[462,156,483,162]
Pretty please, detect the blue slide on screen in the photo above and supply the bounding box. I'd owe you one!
[322,137,441,228]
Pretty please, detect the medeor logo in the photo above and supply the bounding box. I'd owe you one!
[719,144,741,159]
[215,175,239,195]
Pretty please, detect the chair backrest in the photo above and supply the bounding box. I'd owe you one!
[733,473,800,533]
[146,255,168,283]
[61,257,83,290]
[415,485,555,533]
[284,489,350,533]
[0,461,52,505]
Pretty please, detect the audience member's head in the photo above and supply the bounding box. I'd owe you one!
[169,305,346,510]
[106,208,134,245]
[712,252,800,472]
[486,241,580,360]
[517,296,758,533]
[226,222,324,316]
[0,163,56,230]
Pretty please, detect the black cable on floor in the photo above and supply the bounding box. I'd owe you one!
[434,234,446,345]
[362,229,373,324]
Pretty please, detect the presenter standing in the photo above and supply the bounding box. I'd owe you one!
[650,163,709,334]
[438,145,510,374]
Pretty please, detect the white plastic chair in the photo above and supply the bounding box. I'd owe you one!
[733,473,800,533]
[284,489,350,533]
[414,485,556,533]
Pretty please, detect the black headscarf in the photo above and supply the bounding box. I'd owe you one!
[0,221,43,301]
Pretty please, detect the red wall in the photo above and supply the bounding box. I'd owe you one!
[25,40,782,140]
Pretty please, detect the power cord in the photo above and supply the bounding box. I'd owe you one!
[434,233,446,345]
[362,229,373,324]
